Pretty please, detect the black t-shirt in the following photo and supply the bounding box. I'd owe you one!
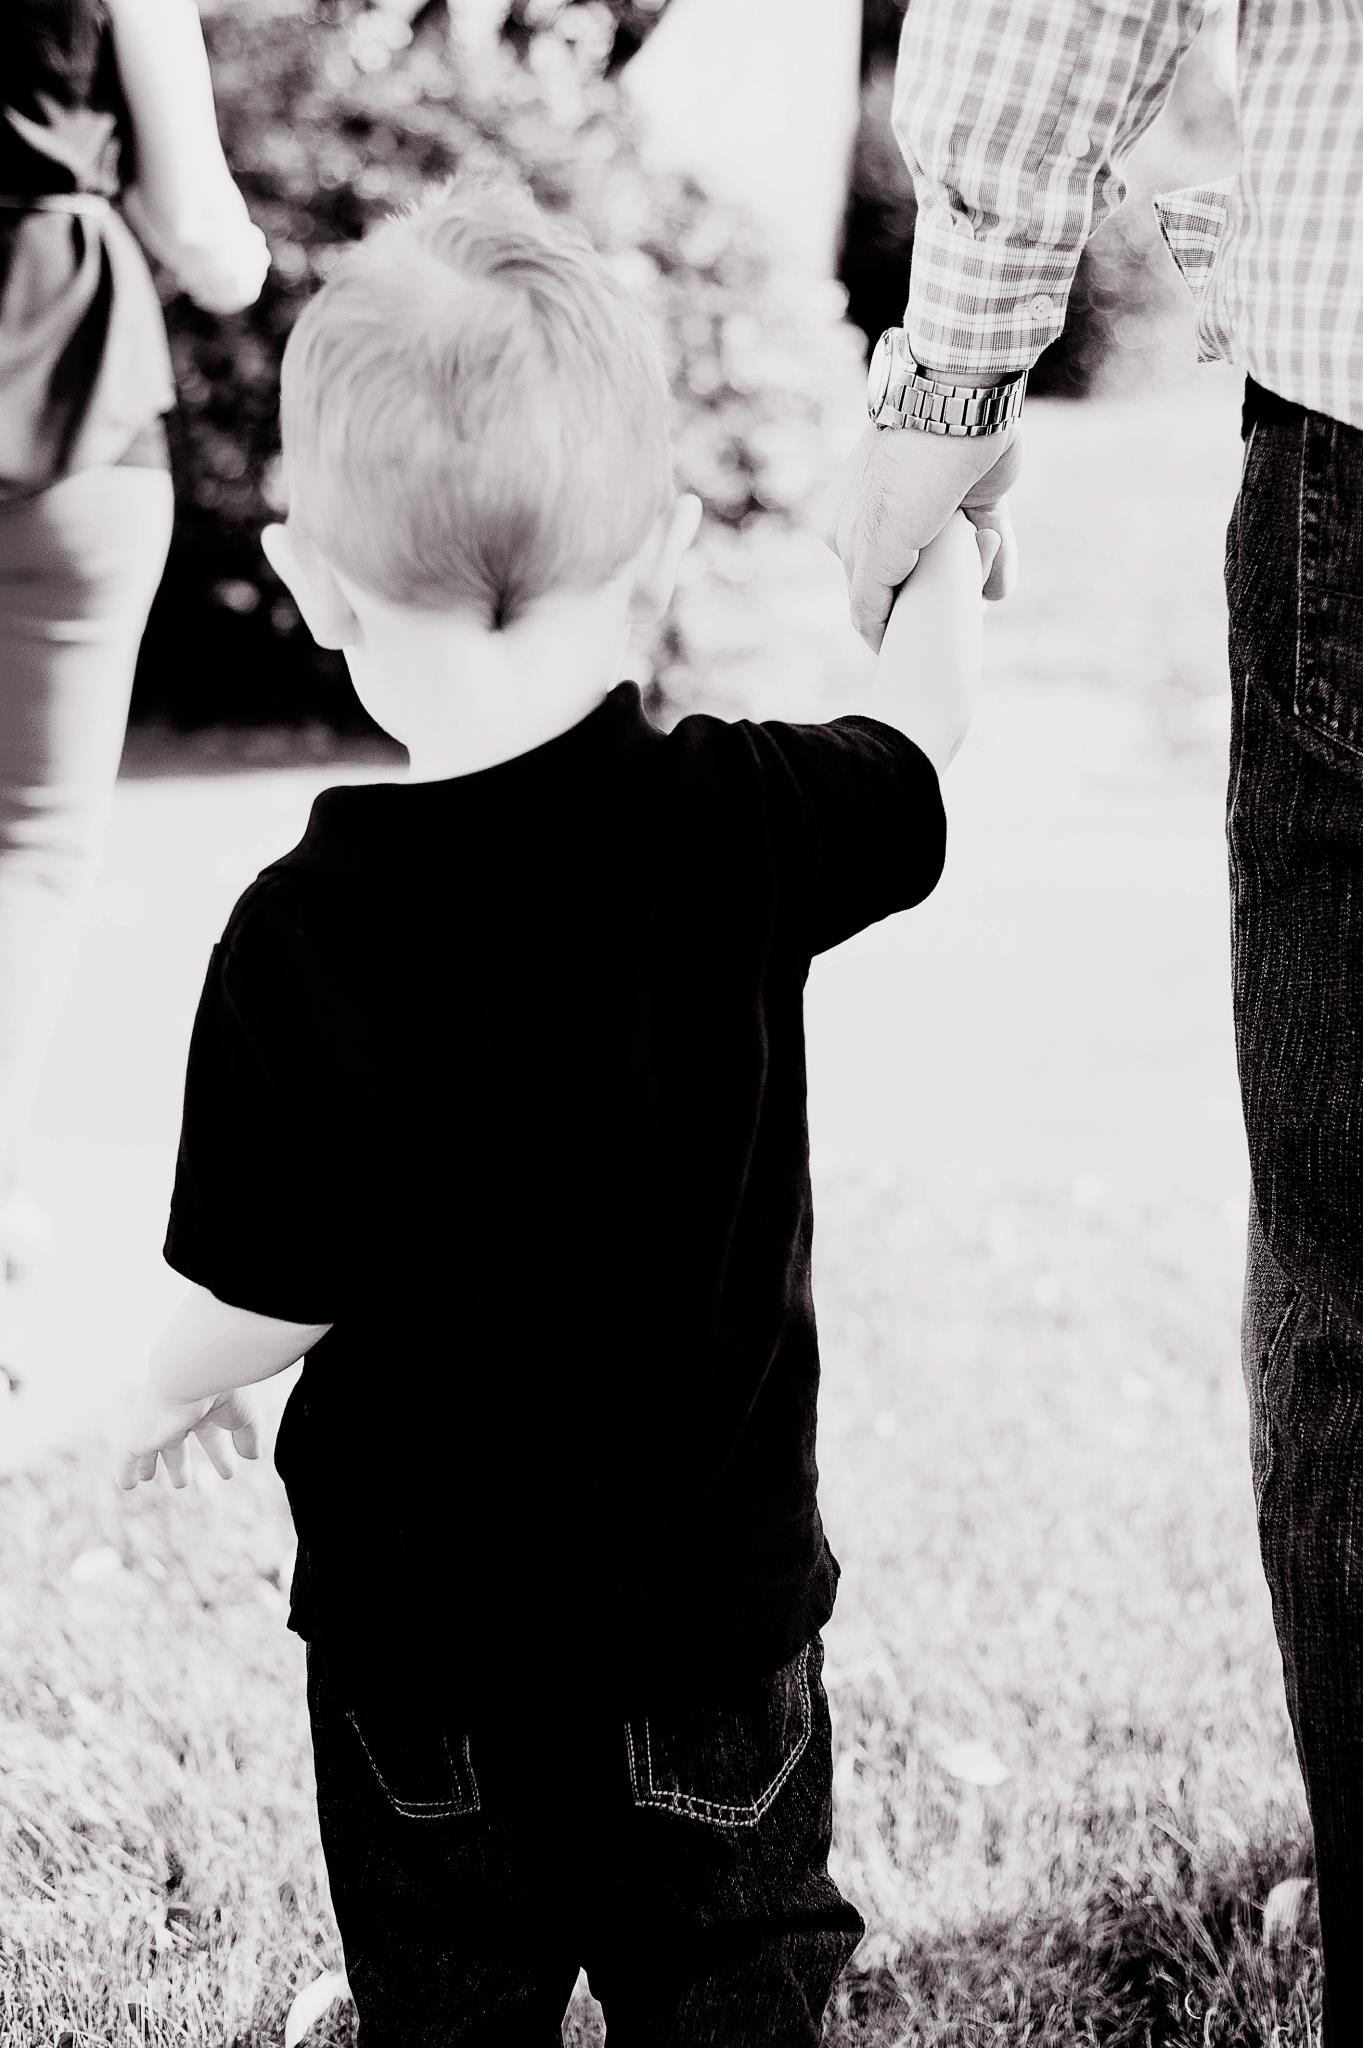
[165,684,945,1717]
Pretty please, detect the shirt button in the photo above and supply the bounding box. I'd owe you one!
[1029,294,1056,320]
[1064,126,1091,159]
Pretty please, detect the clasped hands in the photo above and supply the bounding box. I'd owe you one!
[825,420,1022,649]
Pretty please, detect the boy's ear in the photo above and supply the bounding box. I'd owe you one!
[628,493,703,625]
[261,522,361,650]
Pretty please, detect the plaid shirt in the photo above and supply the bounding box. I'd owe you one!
[894,0,1363,429]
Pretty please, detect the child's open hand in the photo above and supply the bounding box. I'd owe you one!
[116,1384,260,1491]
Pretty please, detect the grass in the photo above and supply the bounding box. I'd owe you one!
[814,1170,1316,2047]
[0,1165,1320,2046]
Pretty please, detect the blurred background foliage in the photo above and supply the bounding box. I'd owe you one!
[135,0,1235,730]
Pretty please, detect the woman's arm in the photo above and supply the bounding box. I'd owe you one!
[104,0,270,314]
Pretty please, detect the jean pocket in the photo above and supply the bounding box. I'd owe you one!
[345,1704,481,1820]
[625,1640,814,1829]
[1297,413,1363,756]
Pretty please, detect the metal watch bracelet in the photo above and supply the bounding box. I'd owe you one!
[867,329,1026,437]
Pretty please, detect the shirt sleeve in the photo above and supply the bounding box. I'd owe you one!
[893,0,1206,381]
[743,715,947,957]
[163,904,342,1326]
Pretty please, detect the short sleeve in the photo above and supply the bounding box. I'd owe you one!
[164,910,341,1325]
[743,716,947,955]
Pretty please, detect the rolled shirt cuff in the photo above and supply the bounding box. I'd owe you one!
[904,204,1077,382]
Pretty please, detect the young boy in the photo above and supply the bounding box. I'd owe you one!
[116,188,993,2046]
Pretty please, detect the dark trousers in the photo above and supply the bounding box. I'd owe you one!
[307,1635,864,2047]
[1228,378,1363,2041]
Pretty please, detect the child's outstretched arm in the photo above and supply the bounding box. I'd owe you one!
[868,511,998,776]
[116,1282,330,1491]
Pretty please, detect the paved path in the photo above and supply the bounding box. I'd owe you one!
[0,377,1249,1472]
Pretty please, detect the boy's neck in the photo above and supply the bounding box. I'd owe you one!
[347,583,632,783]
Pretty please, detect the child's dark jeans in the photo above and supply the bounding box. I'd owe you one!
[307,1634,864,2046]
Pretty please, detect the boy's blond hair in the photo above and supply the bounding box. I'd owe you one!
[279,186,674,629]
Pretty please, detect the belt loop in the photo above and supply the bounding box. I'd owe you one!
[1242,376,1310,438]
[1241,376,1258,443]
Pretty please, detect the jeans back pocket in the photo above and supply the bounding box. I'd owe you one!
[625,1640,814,1829]
[1229,407,1363,764]
[345,1704,481,1821]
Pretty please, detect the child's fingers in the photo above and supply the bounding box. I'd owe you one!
[160,1439,191,1489]
[974,527,1002,584]
[115,1449,158,1490]
[231,1418,260,1462]
[967,497,1017,599]
[195,1425,235,1482]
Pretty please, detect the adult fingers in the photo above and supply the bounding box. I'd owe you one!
[962,426,1025,510]
[961,431,1022,601]
[849,547,920,654]
[848,569,892,653]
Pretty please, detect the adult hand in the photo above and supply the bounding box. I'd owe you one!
[825,423,1022,651]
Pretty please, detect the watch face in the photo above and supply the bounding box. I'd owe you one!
[867,331,895,417]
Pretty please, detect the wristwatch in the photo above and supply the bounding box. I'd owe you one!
[867,327,1026,436]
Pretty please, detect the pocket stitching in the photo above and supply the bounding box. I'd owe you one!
[1295,413,1363,755]
[345,1711,481,1820]
[625,1646,813,1829]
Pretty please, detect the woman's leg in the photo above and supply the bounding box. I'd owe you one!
[0,464,174,1307]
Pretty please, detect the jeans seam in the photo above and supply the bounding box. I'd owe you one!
[1294,412,1309,723]
[625,1645,813,1828]
[1254,1285,1301,1516]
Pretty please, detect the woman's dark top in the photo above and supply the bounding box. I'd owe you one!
[0,0,174,499]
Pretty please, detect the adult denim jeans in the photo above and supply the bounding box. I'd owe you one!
[1228,378,1363,2042]
[307,1633,864,2046]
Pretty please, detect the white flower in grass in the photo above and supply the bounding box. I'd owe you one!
[935,1740,1009,1787]
[284,1970,352,2048]
[1262,1876,1313,1948]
